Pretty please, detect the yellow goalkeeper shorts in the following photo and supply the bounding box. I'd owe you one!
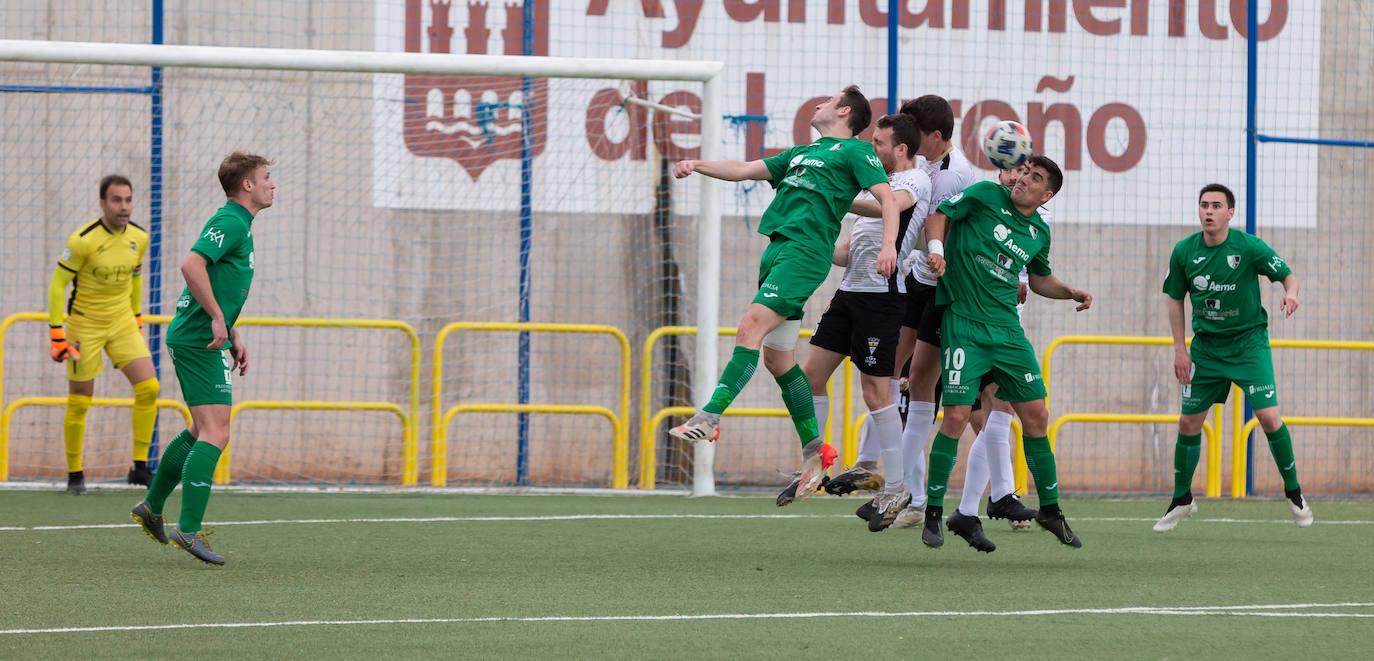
[65,314,151,382]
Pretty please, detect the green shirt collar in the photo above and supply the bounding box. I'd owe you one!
[223,200,254,226]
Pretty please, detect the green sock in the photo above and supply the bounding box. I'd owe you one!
[925,432,959,507]
[702,346,759,415]
[773,364,818,445]
[178,441,222,533]
[1172,432,1203,499]
[1023,434,1060,506]
[1265,423,1300,492]
[145,429,195,515]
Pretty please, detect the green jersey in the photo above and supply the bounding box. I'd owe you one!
[760,136,889,250]
[166,201,256,348]
[1162,229,1291,337]
[934,181,1051,326]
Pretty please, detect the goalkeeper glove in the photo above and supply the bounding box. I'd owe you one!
[136,314,143,335]
[49,326,81,362]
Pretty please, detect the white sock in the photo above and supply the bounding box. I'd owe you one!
[871,404,903,490]
[889,379,902,411]
[855,417,879,465]
[812,395,829,441]
[903,400,936,507]
[984,411,1015,500]
[959,430,991,517]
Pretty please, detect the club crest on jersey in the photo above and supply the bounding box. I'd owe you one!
[1029,225,1037,239]
[402,0,549,180]
[1227,254,1240,269]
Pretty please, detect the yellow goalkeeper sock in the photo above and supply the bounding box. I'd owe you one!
[131,378,159,463]
[63,394,92,473]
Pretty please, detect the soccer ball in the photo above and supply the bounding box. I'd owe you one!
[982,120,1033,170]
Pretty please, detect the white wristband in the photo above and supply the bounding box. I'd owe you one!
[928,239,944,256]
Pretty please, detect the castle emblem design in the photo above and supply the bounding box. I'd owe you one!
[404,1,549,179]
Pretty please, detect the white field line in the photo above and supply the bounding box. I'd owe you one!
[3,602,1373,635]
[4,512,1374,532]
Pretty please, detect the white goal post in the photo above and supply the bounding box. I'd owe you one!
[0,38,725,496]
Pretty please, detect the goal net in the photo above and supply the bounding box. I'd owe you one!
[0,34,729,490]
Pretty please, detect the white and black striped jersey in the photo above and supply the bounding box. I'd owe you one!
[909,146,977,287]
[839,165,932,294]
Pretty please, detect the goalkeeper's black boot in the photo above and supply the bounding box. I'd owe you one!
[946,511,996,553]
[66,471,86,495]
[921,506,945,548]
[168,526,224,566]
[127,461,153,487]
[130,500,168,545]
[1035,505,1083,548]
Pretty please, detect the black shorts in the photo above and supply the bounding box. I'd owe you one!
[902,277,943,346]
[970,372,999,412]
[810,290,906,377]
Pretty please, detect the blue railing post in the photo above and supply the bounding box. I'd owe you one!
[1243,0,1259,495]
[147,0,167,467]
[515,0,535,486]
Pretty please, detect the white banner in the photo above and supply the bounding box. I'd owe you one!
[373,1,1320,227]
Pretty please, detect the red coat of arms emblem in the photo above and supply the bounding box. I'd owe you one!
[403,1,549,180]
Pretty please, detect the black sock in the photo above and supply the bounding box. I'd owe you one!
[1285,488,1303,508]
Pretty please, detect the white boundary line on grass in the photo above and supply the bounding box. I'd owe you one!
[4,513,1374,532]
[3,602,1373,635]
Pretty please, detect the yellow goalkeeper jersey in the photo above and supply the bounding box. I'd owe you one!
[57,218,149,323]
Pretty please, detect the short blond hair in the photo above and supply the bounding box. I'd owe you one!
[218,152,272,196]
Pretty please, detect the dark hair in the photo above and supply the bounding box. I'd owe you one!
[99,174,133,200]
[836,85,872,136]
[218,151,273,196]
[875,113,921,159]
[1198,183,1235,208]
[899,95,955,142]
[1027,155,1063,195]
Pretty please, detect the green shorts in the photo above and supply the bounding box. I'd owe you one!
[167,344,233,407]
[753,237,832,320]
[939,312,1045,406]
[1182,328,1277,415]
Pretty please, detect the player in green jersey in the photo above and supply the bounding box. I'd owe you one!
[669,86,903,504]
[922,155,1092,551]
[130,152,274,566]
[1155,183,1310,532]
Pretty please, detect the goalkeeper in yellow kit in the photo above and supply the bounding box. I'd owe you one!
[47,174,160,494]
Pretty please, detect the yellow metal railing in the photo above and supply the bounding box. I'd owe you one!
[0,396,192,480]
[1042,335,1222,497]
[434,322,631,488]
[1044,335,1374,497]
[1233,416,1374,496]
[640,326,845,490]
[216,400,410,484]
[0,313,421,485]
[1225,338,1374,496]
[233,317,422,485]
[1047,413,1220,496]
